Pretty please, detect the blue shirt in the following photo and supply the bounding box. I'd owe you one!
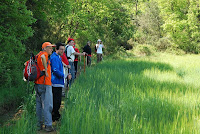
[50,52,64,87]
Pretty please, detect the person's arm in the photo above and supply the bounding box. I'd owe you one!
[41,54,48,77]
[74,52,86,56]
[51,57,64,78]
[96,44,99,49]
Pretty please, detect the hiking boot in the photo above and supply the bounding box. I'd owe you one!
[52,114,60,122]
[45,126,54,132]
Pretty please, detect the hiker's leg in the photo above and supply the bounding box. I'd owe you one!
[62,67,68,96]
[69,62,75,86]
[100,54,103,62]
[52,87,62,120]
[74,61,78,78]
[43,85,53,127]
[35,84,45,127]
[68,62,72,87]
[97,54,100,63]
[87,56,91,66]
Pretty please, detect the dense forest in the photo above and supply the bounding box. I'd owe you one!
[0,0,200,108]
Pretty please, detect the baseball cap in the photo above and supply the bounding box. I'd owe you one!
[97,39,101,42]
[68,38,75,41]
[42,42,56,49]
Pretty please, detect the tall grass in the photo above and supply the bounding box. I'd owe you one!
[1,53,200,133]
[60,54,200,134]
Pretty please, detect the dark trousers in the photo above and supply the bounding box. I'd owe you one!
[52,87,62,121]
[87,56,91,66]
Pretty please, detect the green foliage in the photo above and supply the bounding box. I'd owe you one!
[155,37,172,51]
[134,44,156,56]
[134,1,162,45]
[159,0,200,53]
[0,0,35,89]
[25,0,71,52]
[131,0,200,53]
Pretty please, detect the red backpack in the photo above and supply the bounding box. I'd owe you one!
[24,52,45,81]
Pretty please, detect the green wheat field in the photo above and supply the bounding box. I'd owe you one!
[1,53,200,134]
[60,53,200,134]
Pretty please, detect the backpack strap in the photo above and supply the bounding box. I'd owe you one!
[65,46,72,59]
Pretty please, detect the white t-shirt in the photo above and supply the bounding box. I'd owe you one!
[96,44,104,54]
[66,45,75,62]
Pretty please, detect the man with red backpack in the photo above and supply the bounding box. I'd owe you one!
[34,42,55,132]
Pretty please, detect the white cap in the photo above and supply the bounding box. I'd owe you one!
[97,39,101,42]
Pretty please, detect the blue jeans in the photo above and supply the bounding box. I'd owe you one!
[35,84,53,127]
[68,62,75,87]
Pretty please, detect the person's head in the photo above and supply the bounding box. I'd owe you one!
[87,41,91,46]
[55,42,65,56]
[42,42,55,55]
[67,40,74,46]
[97,39,101,44]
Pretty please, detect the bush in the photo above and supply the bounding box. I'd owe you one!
[156,37,172,51]
[166,47,185,55]
[133,44,156,56]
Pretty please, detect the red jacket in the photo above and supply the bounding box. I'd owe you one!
[74,47,79,61]
[60,52,69,65]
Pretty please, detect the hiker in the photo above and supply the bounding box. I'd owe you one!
[83,41,92,66]
[96,39,105,63]
[50,42,66,122]
[34,42,55,132]
[65,38,85,86]
[73,43,80,78]
[60,43,72,97]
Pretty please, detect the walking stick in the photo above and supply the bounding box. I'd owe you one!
[86,56,88,67]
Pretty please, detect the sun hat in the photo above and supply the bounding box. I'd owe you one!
[42,42,55,49]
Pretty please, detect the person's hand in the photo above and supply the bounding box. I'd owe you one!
[43,69,49,77]
[82,52,86,56]
[67,73,72,80]
[67,65,71,69]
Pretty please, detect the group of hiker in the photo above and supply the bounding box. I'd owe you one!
[26,38,104,132]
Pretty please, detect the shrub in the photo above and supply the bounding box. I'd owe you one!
[156,37,172,51]
[166,47,185,55]
[134,44,156,56]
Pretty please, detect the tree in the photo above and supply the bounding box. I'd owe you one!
[0,0,35,87]
[134,1,162,45]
